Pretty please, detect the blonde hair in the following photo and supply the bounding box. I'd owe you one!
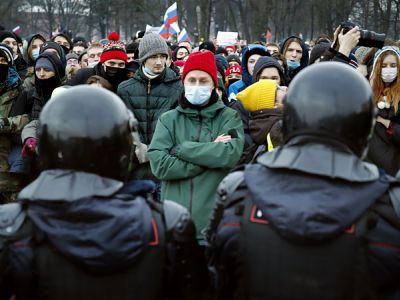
[370,50,400,113]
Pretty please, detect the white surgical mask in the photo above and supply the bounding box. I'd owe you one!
[88,61,98,68]
[381,67,397,83]
[31,48,40,60]
[185,86,212,106]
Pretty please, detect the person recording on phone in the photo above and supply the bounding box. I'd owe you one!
[321,21,386,66]
[148,51,244,246]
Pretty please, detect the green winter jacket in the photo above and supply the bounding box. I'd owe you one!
[148,99,244,242]
[0,83,29,192]
[117,67,183,145]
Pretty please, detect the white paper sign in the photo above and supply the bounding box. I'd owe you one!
[217,31,238,46]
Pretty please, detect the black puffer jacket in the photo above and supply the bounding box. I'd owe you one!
[118,66,183,145]
[367,106,400,176]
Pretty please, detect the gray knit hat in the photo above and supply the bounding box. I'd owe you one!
[138,32,168,63]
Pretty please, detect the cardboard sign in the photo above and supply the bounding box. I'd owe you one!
[217,31,238,46]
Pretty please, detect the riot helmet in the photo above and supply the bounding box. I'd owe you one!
[38,85,136,180]
[282,62,374,156]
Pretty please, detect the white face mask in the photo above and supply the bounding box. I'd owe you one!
[381,67,397,83]
[185,85,212,106]
[31,48,40,60]
[88,61,98,68]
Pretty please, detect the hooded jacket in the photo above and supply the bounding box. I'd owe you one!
[209,138,400,299]
[30,52,65,120]
[280,36,309,82]
[367,47,400,176]
[22,34,47,91]
[252,56,288,86]
[25,34,46,67]
[4,170,210,300]
[148,95,244,242]
[227,44,270,96]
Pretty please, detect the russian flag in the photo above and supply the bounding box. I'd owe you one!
[159,24,170,39]
[169,22,181,35]
[163,2,178,28]
[178,29,190,43]
[158,2,180,39]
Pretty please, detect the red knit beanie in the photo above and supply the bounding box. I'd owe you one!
[100,32,128,63]
[225,65,242,78]
[225,45,236,52]
[182,51,218,87]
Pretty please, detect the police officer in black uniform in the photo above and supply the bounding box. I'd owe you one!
[206,62,400,300]
[0,86,210,300]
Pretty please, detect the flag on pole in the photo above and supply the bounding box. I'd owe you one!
[159,24,169,39]
[178,28,190,43]
[169,22,181,35]
[158,2,180,39]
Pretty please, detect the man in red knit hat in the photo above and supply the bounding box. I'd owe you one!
[67,32,128,93]
[148,51,244,245]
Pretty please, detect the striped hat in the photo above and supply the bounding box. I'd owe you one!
[100,32,128,63]
[0,44,14,65]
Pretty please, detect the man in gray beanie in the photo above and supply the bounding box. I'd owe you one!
[118,32,183,180]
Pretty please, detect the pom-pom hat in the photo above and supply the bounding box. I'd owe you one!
[100,32,128,63]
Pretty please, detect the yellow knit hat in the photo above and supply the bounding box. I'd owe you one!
[237,80,277,112]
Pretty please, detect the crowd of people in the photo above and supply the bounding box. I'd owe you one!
[0,22,399,299]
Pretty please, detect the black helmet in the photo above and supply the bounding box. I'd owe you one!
[282,62,374,156]
[38,86,136,180]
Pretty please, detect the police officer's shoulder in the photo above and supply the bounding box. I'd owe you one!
[217,170,246,207]
[163,200,192,235]
[387,174,400,219]
[0,203,26,237]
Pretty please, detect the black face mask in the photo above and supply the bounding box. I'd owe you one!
[0,64,9,84]
[105,66,125,77]
[228,78,239,86]
[105,66,126,82]
[36,76,60,97]
[61,45,70,55]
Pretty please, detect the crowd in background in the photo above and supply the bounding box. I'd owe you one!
[0,19,399,299]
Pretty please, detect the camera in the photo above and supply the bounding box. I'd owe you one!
[341,21,385,48]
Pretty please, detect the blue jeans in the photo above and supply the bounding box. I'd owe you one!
[8,146,32,174]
